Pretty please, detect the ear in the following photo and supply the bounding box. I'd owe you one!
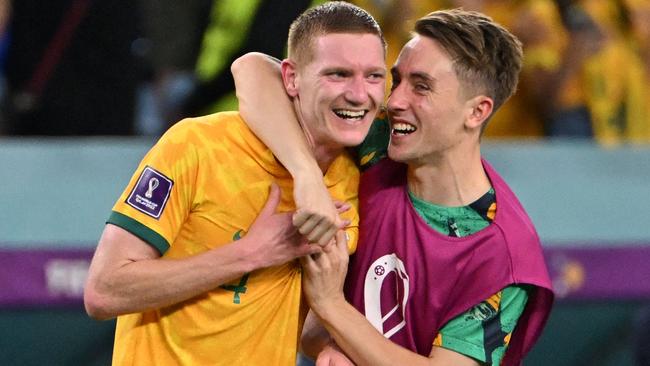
[281,59,299,97]
[465,95,493,129]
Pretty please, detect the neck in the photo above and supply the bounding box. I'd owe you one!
[406,144,490,206]
[312,144,344,173]
[294,102,343,173]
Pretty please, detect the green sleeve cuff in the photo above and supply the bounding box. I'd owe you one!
[107,211,170,255]
[436,285,530,364]
[435,334,487,363]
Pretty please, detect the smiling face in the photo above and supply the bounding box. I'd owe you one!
[387,35,480,165]
[282,32,386,152]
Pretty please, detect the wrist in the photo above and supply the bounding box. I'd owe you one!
[311,293,347,320]
[290,159,323,180]
[236,236,266,272]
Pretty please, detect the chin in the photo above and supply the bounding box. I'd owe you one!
[387,146,410,163]
[335,128,371,147]
[338,135,366,147]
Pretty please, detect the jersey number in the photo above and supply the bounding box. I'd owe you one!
[220,274,249,304]
[220,229,249,304]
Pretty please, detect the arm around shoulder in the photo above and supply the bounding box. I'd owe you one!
[232,52,345,246]
[232,52,320,178]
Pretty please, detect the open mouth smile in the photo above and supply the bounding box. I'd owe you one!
[333,109,367,121]
[392,122,417,136]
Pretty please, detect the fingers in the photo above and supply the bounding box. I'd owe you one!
[259,182,281,218]
[336,216,352,229]
[316,227,338,247]
[295,240,322,258]
[294,210,351,246]
[320,238,336,253]
[294,211,323,235]
[333,200,351,214]
[334,230,348,254]
[300,251,316,270]
[292,209,318,228]
[305,217,349,247]
[308,223,336,247]
[301,234,343,266]
[294,211,333,246]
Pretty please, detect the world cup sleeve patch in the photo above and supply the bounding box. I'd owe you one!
[125,166,174,219]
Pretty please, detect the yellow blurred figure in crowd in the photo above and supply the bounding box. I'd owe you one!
[355,0,650,143]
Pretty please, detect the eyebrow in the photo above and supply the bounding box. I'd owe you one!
[410,72,435,83]
[320,66,385,77]
[321,67,350,74]
[391,67,435,83]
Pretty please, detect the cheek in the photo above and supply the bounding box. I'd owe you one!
[370,84,386,100]
[315,85,339,102]
[412,99,435,121]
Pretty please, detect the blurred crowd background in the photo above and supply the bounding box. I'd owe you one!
[0,0,649,144]
[1,0,650,365]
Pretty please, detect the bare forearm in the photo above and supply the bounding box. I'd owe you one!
[301,236,477,366]
[232,52,321,178]
[232,53,342,245]
[301,310,332,359]
[316,300,431,366]
[86,238,257,319]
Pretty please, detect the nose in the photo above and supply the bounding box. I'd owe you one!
[345,75,369,105]
[387,82,407,113]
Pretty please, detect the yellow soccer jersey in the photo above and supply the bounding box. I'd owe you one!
[107,111,360,366]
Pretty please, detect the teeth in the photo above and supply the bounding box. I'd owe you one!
[334,109,365,119]
[392,123,416,135]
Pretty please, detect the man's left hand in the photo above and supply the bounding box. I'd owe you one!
[300,230,349,312]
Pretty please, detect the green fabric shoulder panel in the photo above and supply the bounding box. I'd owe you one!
[355,114,390,171]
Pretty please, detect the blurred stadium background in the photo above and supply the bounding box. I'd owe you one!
[3,139,649,365]
[1,0,650,365]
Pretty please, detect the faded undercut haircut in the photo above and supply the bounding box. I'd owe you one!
[287,1,386,66]
[415,9,523,121]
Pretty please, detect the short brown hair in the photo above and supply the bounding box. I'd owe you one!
[287,1,386,65]
[414,9,523,117]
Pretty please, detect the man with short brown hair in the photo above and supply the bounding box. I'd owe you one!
[84,2,386,365]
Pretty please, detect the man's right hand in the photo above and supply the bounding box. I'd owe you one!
[246,182,323,268]
[292,173,350,247]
